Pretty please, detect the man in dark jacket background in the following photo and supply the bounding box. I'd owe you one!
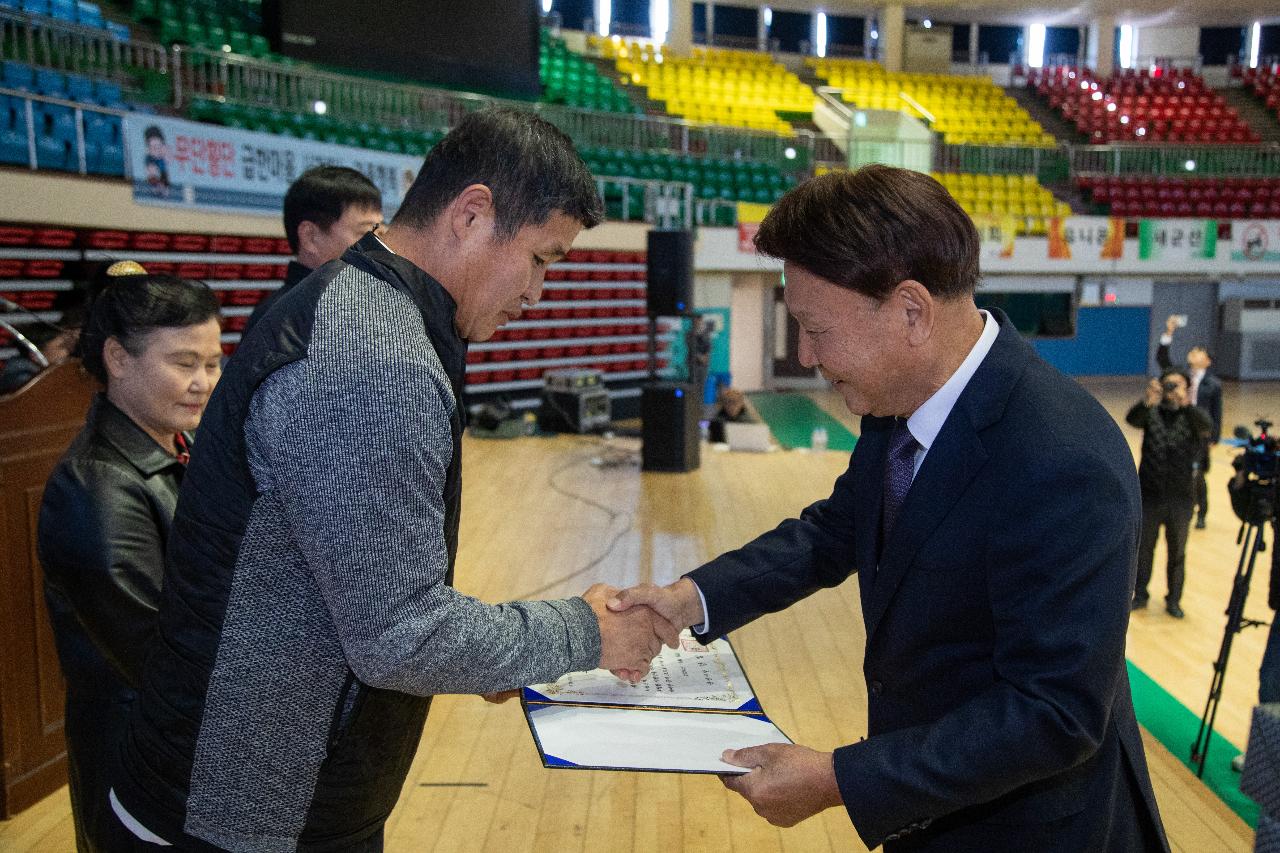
[243,165,384,334]
[1155,313,1222,528]
[1128,368,1214,618]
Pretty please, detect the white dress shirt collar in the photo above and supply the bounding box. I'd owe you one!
[905,310,1000,461]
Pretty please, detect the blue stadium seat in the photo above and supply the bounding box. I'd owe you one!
[35,130,68,170]
[0,126,28,165]
[76,1,103,28]
[84,112,120,146]
[3,61,36,93]
[85,135,123,175]
[48,0,75,22]
[0,94,29,165]
[106,20,130,41]
[66,74,95,103]
[20,0,51,17]
[35,69,67,99]
[94,80,123,107]
[0,0,19,10]
[41,103,76,143]
[97,141,124,175]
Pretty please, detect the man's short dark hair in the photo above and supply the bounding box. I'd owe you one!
[1160,366,1191,387]
[393,108,604,236]
[1188,345,1214,363]
[144,125,164,142]
[754,164,980,301]
[283,166,382,253]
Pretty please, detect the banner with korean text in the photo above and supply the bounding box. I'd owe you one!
[1137,218,1217,261]
[124,114,422,215]
[975,216,1124,263]
[1046,217,1126,261]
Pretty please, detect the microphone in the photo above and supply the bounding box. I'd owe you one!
[0,317,50,368]
[0,295,65,334]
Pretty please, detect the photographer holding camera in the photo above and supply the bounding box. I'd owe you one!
[1127,367,1215,618]
[1156,315,1223,528]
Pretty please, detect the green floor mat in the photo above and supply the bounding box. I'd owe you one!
[747,392,858,452]
[1127,660,1258,827]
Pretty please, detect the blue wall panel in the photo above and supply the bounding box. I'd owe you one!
[1031,306,1150,376]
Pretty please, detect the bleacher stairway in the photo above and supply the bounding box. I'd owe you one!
[1217,86,1280,143]
[584,57,667,116]
[1006,86,1082,146]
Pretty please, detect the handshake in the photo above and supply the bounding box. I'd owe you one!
[583,578,705,682]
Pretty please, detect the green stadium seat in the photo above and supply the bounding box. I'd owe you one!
[206,25,228,49]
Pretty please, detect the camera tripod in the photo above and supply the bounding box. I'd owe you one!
[1189,505,1271,779]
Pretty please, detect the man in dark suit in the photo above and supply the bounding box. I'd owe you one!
[608,166,1168,851]
[1155,314,1222,528]
[244,166,384,334]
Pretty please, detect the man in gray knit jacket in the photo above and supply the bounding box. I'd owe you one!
[109,110,676,852]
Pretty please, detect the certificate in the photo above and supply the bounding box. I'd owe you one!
[522,632,791,774]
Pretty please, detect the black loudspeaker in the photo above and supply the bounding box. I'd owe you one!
[646,229,695,316]
[641,382,701,472]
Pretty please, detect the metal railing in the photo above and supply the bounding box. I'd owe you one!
[596,174,695,228]
[171,45,816,167]
[935,143,1071,183]
[0,85,128,174]
[1069,143,1280,177]
[11,7,1280,194]
[0,8,170,94]
[1135,55,1204,73]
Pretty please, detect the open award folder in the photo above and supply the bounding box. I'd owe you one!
[522,631,791,774]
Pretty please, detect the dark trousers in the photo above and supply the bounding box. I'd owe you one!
[1193,464,1208,520]
[1135,495,1194,606]
[107,809,385,851]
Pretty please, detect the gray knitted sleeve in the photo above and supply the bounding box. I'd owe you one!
[244,269,602,695]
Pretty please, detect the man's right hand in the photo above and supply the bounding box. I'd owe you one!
[582,584,681,682]
[1165,314,1179,337]
[1145,378,1162,407]
[606,578,705,636]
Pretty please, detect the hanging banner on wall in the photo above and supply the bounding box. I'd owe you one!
[123,114,422,215]
[1230,220,1280,262]
[1137,218,1217,261]
[1046,217,1126,261]
[973,214,1018,260]
[735,201,772,254]
[974,216,1124,263]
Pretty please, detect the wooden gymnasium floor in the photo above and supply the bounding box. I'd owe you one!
[4,378,1278,852]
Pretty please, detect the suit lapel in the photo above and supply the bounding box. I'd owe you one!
[853,416,892,617]
[862,412,988,638]
[861,311,1031,642]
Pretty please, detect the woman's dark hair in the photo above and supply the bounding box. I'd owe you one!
[393,107,604,237]
[79,267,221,383]
[754,164,980,302]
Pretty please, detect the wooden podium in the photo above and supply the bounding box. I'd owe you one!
[0,360,97,817]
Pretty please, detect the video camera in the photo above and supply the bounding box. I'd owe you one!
[1229,418,1279,526]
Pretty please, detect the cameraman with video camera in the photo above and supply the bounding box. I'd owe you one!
[1128,367,1215,618]
[1226,420,1280,772]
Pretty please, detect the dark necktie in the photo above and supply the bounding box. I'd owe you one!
[881,419,918,558]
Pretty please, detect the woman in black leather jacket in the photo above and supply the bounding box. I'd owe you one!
[37,264,223,851]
